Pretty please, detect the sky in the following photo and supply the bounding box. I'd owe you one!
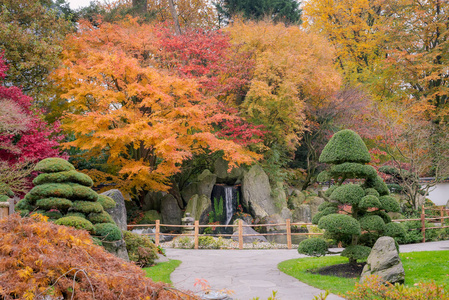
[67,0,101,10]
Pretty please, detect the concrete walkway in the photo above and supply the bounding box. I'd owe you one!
[166,240,449,300]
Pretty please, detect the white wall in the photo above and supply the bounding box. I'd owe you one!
[427,183,449,206]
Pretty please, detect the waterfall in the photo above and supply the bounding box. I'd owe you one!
[211,184,241,229]
[224,186,233,225]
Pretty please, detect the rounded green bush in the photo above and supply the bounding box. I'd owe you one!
[94,223,122,241]
[364,188,380,198]
[363,175,389,196]
[88,211,114,224]
[15,198,34,211]
[318,214,361,236]
[341,245,371,261]
[29,184,73,199]
[33,170,93,187]
[123,231,158,267]
[324,186,337,197]
[359,215,385,232]
[297,238,328,257]
[97,194,116,210]
[55,216,95,233]
[329,184,365,205]
[42,210,63,220]
[384,222,406,238]
[330,163,377,180]
[316,171,331,183]
[66,212,86,219]
[319,129,371,164]
[72,201,104,214]
[35,158,75,173]
[24,193,40,204]
[70,184,98,202]
[36,198,73,211]
[0,195,8,202]
[317,202,338,212]
[371,210,392,223]
[312,207,338,225]
[198,236,216,248]
[138,210,161,224]
[359,195,382,209]
[91,236,103,246]
[379,196,401,213]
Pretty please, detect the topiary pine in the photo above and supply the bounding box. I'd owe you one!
[310,130,401,265]
[18,157,121,241]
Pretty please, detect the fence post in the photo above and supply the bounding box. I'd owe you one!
[440,206,444,224]
[286,219,292,250]
[155,220,160,247]
[194,220,199,250]
[421,205,426,243]
[8,198,15,215]
[0,202,8,219]
[238,219,243,250]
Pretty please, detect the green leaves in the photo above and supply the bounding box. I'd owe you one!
[319,130,371,164]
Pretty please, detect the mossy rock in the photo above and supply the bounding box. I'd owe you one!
[94,223,122,241]
[72,201,104,214]
[330,163,377,180]
[33,170,93,187]
[36,198,73,211]
[88,211,115,224]
[359,215,385,232]
[15,198,34,211]
[97,194,116,210]
[138,210,161,224]
[319,130,371,164]
[297,238,328,257]
[329,184,365,205]
[35,158,75,173]
[359,195,382,209]
[55,216,95,233]
[379,195,401,213]
[318,214,361,236]
[70,184,98,202]
[29,184,73,199]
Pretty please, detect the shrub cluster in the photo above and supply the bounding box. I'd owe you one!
[123,231,158,267]
[297,238,327,257]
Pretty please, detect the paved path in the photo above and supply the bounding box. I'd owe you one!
[166,240,449,300]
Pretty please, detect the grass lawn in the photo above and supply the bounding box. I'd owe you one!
[278,250,449,296]
[144,259,182,284]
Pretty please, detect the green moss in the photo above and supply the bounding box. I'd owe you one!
[36,198,73,211]
[55,216,95,233]
[359,195,382,209]
[379,195,401,212]
[72,201,104,214]
[297,238,328,257]
[359,215,385,232]
[123,231,158,267]
[29,184,73,199]
[15,198,34,211]
[138,210,161,224]
[35,158,75,173]
[33,170,93,187]
[97,194,116,210]
[330,163,377,180]
[318,214,361,236]
[319,130,371,164]
[384,222,406,238]
[94,223,122,241]
[329,184,365,205]
[341,245,371,262]
[88,211,115,224]
[70,184,98,202]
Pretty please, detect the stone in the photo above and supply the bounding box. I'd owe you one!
[292,204,311,223]
[307,196,325,218]
[446,199,449,209]
[232,219,268,243]
[102,239,129,261]
[138,210,161,224]
[214,157,245,184]
[242,165,278,219]
[272,181,288,210]
[181,170,217,203]
[101,189,127,231]
[288,189,306,209]
[184,194,211,225]
[360,236,405,284]
[142,191,164,211]
[160,194,182,231]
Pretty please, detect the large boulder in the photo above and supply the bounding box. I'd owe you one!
[181,170,217,204]
[292,204,311,223]
[214,157,245,185]
[142,191,165,211]
[102,239,129,262]
[288,189,306,209]
[360,236,405,284]
[101,189,127,231]
[160,194,182,230]
[307,196,325,218]
[242,165,278,219]
[231,219,268,243]
[184,194,211,224]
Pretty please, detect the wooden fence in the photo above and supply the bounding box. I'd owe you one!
[0,198,16,220]
[129,205,449,249]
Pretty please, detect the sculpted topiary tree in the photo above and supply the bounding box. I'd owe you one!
[15,158,121,242]
[298,130,404,265]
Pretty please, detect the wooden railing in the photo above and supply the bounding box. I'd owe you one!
[128,219,323,250]
[0,198,16,220]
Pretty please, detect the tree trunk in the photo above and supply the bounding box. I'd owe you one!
[168,0,182,35]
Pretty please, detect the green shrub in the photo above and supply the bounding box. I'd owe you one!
[42,210,63,220]
[379,196,401,212]
[29,183,73,199]
[70,184,98,202]
[359,215,385,232]
[384,222,406,238]
[297,238,328,257]
[312,207,338,224]
[370,210,392,223]
[94,223,122,241]
[318,214,361,236]
[341,245,371,262]
[35,158,75,173]
[363,175,389,196]
[15,198,34,211]
[173,236,194,249]
[397,221,423,244]
[36,198,73,211]
[364,188,380,197]
[319,129,371,164]
[123,231,158,267]
[91,236,103,246]
[138,210,161,224]
[97,194,116,210]
[198,236,216,248]
[72,201,104,214]
[88,211,115,224]
[359,195,382,209]
[0,195,8,202]
[330,163,377,180]
[66,212,86,219]
[55,216,95,233]
[329,184,365,205]
[33,170,93,187]
[316,171,331,183]
[317,202,338,212]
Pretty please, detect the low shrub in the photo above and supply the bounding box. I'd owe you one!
[34,157,75,173]
[55,216,95,233]
[33,170,93,187]
[29,183,73,199]
[36,197,73,211]
[318,214,361,236]
[123,231,158,267]
[341,245,371,262]
[72,201,104,214]
[70,184,98,201]
[173,236,194,249]
[297,238,328,257]
[88,211,115,224]
[94,223,122,241]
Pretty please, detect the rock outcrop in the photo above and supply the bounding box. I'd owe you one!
[184,194,211,224]
[102,189,128,231]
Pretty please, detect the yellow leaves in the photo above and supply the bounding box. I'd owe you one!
[17,266,33,280]
[23,290,35,300]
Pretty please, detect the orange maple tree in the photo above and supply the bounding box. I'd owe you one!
[52,18,259,194]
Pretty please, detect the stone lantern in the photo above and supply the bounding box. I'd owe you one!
[181,212,195,234]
